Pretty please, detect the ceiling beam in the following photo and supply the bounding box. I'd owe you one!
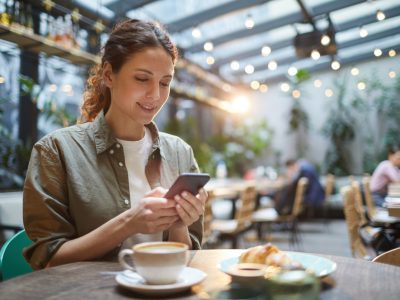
[107,0,161,17]
[232,25,400,76]
[184,0,365,53]
[166,0,270,33]
[212,4,400,70]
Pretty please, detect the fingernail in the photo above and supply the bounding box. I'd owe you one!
[175,195,180,201]
[182,192,188,197]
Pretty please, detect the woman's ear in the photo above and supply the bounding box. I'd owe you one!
[102,62,114,88]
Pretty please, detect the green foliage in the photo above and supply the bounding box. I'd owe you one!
[349,72,400,173]
[164,117,214,174]
[322,75,356,176]
[164,117,273,177]
[0,75,78,190]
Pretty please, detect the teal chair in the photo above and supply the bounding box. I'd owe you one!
[0,230,33,281]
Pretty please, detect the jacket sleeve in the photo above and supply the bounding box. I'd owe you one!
[23,139,75,270]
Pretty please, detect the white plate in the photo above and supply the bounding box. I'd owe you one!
[219,252,337,278]
[115,267,207,296]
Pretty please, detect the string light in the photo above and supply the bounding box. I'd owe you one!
[250,81,260,90]
[311,50,320,60]
[288,66,298,76]
[192,27,202,38]
[292,89,301,98]
[331,60,341,71]
[244,64,254,74]
[230,61,240,71]
[388,71,396,78]
[280,82,290,92]
[320,34,331,46]
[0,76,5,84]
[245,14,255,29]
[49,84,57,92]
[325,88,333,97]
[259,84,268,93]
[351,67,359,76]
[203,42,213,52]
[388,49,396,57]
[268,60,277,70]
[357,81,366,90]
[261,46,271,57]
[206,56,215,65]
[374,48,382,57]
[359,26,368,38]
[376,9,385,21]
[314,79,322,88]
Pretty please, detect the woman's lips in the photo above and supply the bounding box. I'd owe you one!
[137,102,156,112]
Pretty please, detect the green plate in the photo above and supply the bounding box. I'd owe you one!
[218,252,336,278]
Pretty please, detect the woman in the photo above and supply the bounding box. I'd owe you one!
[23,19,207,270]
[370,146,400,207]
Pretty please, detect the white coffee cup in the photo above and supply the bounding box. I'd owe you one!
[118,241,188,285]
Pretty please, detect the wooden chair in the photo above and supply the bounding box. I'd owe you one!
[211,185,257,248]
[324,174,336,201]
[341,186,376,259]
[372,247,400,266]
[252,177,308,248]
[202,191,215,248]
[362,176,399,225]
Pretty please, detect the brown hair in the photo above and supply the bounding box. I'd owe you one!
[79,19,178,123]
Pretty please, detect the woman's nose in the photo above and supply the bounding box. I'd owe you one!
[145,83,160,100]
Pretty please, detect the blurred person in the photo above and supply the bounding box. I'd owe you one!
[370,145,400,207]
[274,159,324,216]
[23,19,207,270]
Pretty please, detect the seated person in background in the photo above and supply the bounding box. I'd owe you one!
[274,159,324,215]
[370,145,400,207]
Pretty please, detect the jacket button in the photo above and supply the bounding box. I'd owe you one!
[118,162,124,167]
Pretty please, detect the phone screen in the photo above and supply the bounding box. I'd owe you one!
[164,173,210,199]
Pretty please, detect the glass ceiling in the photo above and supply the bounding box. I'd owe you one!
[78,0,400,85]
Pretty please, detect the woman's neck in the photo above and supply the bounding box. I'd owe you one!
[105,108,145,141]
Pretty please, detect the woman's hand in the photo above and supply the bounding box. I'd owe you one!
[128,187,179,234]
[173,188,208,227]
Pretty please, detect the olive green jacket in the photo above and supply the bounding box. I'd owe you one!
[23,112,203,270]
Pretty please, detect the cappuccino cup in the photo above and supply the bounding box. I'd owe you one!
[118,241,188,285]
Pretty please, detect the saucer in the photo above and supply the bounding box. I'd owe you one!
[115,267,207,296]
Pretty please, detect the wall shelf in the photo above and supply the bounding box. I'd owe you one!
[0,23,100,65]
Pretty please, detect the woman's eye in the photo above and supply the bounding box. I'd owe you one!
[135,77,148,82]
[160,82,171,87]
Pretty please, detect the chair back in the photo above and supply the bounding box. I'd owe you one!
[235,185,257,231]
[202,191,214,246]
[341,186,372,259]
[362,176,376,220]
[324,174,335,200]
[292,177,308,217]
[372,247,400,266]
[351,181,367,225]
[0,229,33,280]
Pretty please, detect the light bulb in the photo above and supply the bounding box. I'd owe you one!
[321,34,331,46]
[204,42,213,52]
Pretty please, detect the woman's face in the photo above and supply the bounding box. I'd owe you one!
[390,151,400,167]
[105,47,174,126]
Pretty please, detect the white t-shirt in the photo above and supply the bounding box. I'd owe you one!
[117,127,162,247]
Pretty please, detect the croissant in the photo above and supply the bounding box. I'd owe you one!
[239,243,298,268]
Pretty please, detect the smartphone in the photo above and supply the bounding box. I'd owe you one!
[164,173,210,199]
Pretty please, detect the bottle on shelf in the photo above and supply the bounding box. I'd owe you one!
[0,0,12,26]
[25,1,33,34]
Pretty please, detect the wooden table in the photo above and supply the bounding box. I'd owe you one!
[1,249,399,299]
[206,178,284,199]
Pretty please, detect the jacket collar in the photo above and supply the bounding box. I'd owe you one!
[92,111,164,158]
